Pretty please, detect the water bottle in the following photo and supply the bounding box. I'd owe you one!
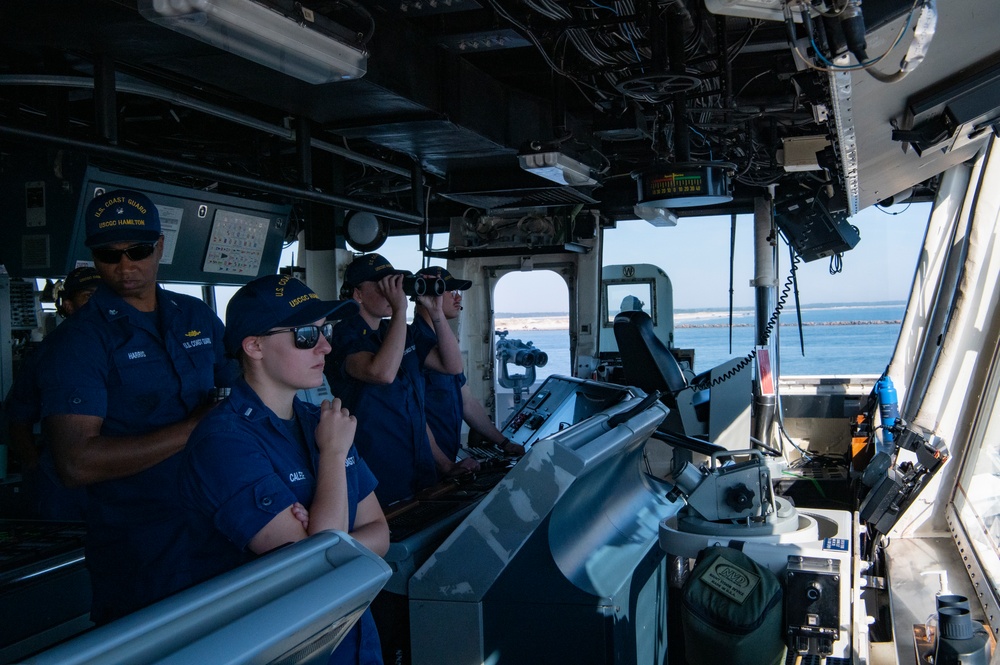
[876,375,899,453]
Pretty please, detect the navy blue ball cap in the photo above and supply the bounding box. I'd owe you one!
[416,266,472,291]
[84,189,162,248]
[62,266,101,294]
[343,253,406,290]
[224,274,358,356]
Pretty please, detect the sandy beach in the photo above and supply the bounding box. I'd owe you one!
[494,310,728,331]
[495,315,568,331]
[493,309,898,330]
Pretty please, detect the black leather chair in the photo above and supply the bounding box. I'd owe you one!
[613,310,710,438]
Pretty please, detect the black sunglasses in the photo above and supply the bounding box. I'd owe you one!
[92,243,157,265]
[258,322,334,350]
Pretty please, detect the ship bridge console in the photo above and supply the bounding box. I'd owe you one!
[374,375,679,664]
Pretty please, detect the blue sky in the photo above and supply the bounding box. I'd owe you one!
[364,201,931,313]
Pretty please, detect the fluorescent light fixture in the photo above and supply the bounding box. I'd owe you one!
[139,0,367,84]
[518,151,598,187]
[633,204,678,227]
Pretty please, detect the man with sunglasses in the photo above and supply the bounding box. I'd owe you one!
[36,189,236,624]
[414,267,524,466]
[324,253,463,507]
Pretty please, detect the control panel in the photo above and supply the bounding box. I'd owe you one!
[500,375,631,449]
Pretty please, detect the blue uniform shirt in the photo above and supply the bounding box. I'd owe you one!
[413,316,467,462]
[7,319,76,424]
[180,378,381,665]
[5,342,45,425]
[324,314,437,506]
[36,283,235,623]
[4,322,88,520]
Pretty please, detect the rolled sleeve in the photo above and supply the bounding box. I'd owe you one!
[411,317,437,364]
[37,330,109,420]
[214,474,298,550]
[182,404,301,552]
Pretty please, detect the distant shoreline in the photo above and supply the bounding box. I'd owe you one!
[495,316,569,331]
[677,320,902,328]
[493,314,902,331]
[495,301,906,320]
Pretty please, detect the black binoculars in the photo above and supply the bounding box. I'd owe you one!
[402,274,446,297]
[496,337,548,368]
[509,347,548,368]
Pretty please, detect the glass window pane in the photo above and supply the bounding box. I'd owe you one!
[955,351,1000,603]
[606,283,652,325]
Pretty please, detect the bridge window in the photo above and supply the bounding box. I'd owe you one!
[602,207,927,376]
[493,270,569,422]
[954,350,1000,609]
[606,282,653,324]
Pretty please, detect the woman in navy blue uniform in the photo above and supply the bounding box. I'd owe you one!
[180,274,389,665]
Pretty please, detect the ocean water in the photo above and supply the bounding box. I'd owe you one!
[500,302,904,381]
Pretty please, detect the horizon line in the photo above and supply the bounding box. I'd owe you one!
[495,300,907,317]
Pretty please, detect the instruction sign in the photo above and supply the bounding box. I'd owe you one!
[203,209,270,276]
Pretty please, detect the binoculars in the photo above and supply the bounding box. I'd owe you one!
[496,337,548,368]
[402,274,446,298]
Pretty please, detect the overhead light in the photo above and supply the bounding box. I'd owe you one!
[138,0,368,84]
[703,0,789,22]
[633,205,678,227]
[518,151,598,187]
[634,163,732,208]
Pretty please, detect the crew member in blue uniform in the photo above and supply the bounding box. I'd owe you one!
[180,274,388,665]
[5,266,100,520]
[324,253,465,506]
[36,189,236,624]
[414,267,524,461]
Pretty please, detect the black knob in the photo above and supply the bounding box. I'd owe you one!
[725,483,755,512]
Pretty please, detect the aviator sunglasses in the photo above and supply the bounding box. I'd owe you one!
[258,322,334,350]
[91,243,157,265]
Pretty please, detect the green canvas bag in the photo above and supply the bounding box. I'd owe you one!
[680,544,787,665]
